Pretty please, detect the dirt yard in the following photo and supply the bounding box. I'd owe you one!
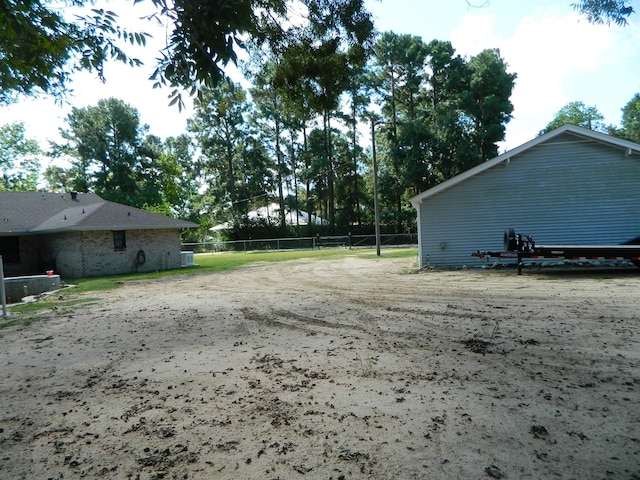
[1,254,639,480]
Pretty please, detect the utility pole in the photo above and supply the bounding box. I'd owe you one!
[370,117,381,256]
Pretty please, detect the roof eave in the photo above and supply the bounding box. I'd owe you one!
[29,224,198,234]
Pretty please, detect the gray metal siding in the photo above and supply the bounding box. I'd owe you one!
[417,135,640,268]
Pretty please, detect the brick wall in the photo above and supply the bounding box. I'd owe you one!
[43,232,84,278]
[79,229,182,277]
[36,229,183,278]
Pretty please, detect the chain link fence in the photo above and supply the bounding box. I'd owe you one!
[182,233,417,253]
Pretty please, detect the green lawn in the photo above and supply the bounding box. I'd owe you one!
[68,247,418,294]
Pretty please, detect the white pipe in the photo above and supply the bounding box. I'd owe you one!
[1,255,8,318]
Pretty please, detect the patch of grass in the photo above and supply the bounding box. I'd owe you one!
[359,356,378,377]
[357,248,417,260]
[71,247,412,291]
[0,315,41,331]
[61,248,367,293]
[194,248,353,270]
[10,297,98,314]
[0,297,99,331]
[194,247,416,270]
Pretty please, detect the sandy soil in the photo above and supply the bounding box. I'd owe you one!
[1,255,639,480]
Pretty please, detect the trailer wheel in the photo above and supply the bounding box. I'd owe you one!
[504,228,517,251]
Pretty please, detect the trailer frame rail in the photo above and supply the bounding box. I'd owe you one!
[473,229,640,274]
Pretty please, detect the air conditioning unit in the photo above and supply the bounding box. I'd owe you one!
[180,251,195,267]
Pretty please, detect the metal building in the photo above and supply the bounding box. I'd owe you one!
[409,125,640,269]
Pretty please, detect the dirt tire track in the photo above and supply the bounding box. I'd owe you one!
[1,256,639,479]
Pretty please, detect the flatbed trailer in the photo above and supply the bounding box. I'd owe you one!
[473,228,640,274]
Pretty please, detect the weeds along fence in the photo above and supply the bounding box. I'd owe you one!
[182,233,418,253]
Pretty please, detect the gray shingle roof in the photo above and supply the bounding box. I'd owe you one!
[0,191,197,234]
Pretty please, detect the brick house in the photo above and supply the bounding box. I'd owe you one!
[0,191,197,278]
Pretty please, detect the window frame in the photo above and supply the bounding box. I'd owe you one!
[113,230,127,251]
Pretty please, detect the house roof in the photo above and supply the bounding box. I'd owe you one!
[409,124,640,207]
[0,191,197,235]
[210,203,328,232]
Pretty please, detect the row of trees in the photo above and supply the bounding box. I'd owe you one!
[2,31,519,238]
[4,87,640,242]
[1,1,637,240]
[540,97,640,144]
[3,72,640,241]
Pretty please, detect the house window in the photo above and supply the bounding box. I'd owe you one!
[0,236,20,263]
[113,231,126,251]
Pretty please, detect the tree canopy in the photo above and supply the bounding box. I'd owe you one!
[52,97,192,210]
[1,0,630,106]
[540,101,605,134]
[0,0,373,107]
[2,0,634,240]
[572,0,635,25]
[0,122,41,190]
[610,93,640,143]
[620,93,640,142]
[0,1,148,104]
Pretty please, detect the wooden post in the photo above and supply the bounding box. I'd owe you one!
[516,234,523,275]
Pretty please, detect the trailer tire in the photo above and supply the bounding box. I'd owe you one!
[504,228,517,251]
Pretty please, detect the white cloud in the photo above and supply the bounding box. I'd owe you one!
[450,10,624,148]
[450,13,502,57]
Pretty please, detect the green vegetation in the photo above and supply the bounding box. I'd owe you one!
[68,247,417,293]
[0,297,98,330]
[9,297,98,314]
[1,0,631,104]
[1,7,518,240]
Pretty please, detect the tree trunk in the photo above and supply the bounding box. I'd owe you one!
[274,111,285,229]
[289,130,300,229]
[303,126,312,235]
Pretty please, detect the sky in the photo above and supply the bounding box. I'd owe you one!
[2,0,640,154]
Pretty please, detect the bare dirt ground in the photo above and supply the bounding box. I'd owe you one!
[1,255,639,480]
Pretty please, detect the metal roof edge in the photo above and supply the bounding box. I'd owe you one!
[30,225,197,234]
[409,124,640,207]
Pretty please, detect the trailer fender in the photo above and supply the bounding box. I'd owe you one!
[504,228,517,251]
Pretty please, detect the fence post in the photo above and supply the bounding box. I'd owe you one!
[1,255,8,318]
